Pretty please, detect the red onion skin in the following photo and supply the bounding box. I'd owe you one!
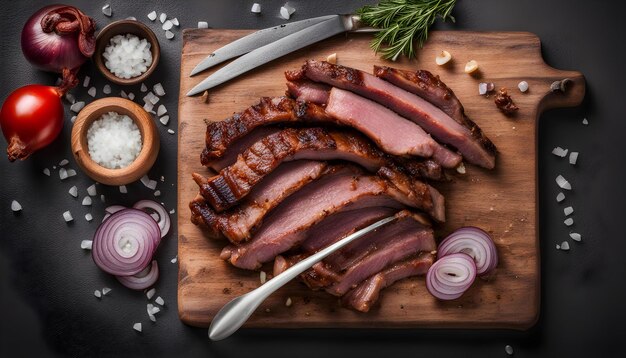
[21,5,89,73]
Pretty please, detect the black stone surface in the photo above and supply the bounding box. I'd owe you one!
[0,1,624,357]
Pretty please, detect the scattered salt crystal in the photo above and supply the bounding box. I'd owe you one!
[147,11,157,21]
[582,118,588,125]
[251,3,261,13]
[159,13,167,23]
[560,241,570,250]
[153,83,165,96]
[285,297,292,307]
[103,84,111,94]
[82,196,92,206]
[157,105,167,116]
[120,90,128,99]
[147,288,156,299]
[68,186,78,198]
[141,83,148,92]
[66,169,77,177]
[59,168,68,180]
[81,240,92,250]
[155,296,165,306]
[63,211,73,222]
[149,313,156,322]
[103,34,153,79]
[88,112,142,169]
[154,190,161,197]
[569,152,579,165]
[162,20,173,31]
[119,185,127,193]
[564,206,574,216]
[280,6,292,20]
[198,21,209,29]
[171,18,179,26]
[143,102,154,113]
[128,92,135,101]
[505,345,514,355]
[518,81,529,92]
[167,129,175,134]
[59,159,69,166]
[171,256,177,263]
[151,306,161,315]
[556,192,565,202]
[556,244,560,250]
[564,217,574,226]
[165,30,175,40]
[85,213,93,222]
[100,194,106,203]
[456,162,466,174]
[133,323,142,332]
[169,209,175,214]
[140,175,151,187]
[94,290,102,298]
[260,271,267,284]
[102,287,111,295]
[71,116,77,123]
[87,184,97,196]
[11,200,22,212]
[160,176,165,182]
[88,86,96,97]
[65,93,76,104]
[478,83,488,95]
[70,101,85,113]
[552,147,568,157]
[555,175,571,190]
[159,115,170,125]
[43,168,50,176]
[53,166,56,169]
[569,232,582,242]
[143,92,160,105]
[102,4,112,17]
[83,76,90,87]
[147,180,157,190]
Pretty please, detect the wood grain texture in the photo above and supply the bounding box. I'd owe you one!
[176,30,585,329]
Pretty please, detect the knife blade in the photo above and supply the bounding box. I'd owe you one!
[189,15,337,76]
[186,15,350,96]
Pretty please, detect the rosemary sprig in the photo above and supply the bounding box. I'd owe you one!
[357,0,457,60]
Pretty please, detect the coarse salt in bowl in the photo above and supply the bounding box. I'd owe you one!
[71,98,160,186]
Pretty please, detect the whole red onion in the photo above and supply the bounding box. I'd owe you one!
[21,4,95,73]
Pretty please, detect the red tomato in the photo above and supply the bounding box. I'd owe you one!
[0,84,64,161]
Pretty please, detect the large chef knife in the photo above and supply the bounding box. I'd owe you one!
[186,15,374,96]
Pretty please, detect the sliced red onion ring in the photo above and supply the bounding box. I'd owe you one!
[426,253,476,300]
[102,205,127,222]
[116,260,159,290]
[133,200,170,238]
[92,208,161,276]
[437,226,498,276]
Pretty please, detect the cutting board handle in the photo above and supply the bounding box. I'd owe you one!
[537,67,585,113]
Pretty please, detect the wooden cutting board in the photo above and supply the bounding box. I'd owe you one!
[176,30,584,328]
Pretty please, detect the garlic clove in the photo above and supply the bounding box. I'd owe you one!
[464,60,479,74]
[435,50,452,66]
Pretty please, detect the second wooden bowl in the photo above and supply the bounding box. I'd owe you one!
[71,97,160,186]
[94,20,160,86]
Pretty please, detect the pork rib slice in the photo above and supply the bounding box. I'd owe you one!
[201,97,336,165]
[342,252,435,312]
[286,80,331,105]
[220,166,443,270]
[193,127,425,212]
[373,66,497,159]
[289,60,495,169]
[206,127,281,172]
[190,160,328,243]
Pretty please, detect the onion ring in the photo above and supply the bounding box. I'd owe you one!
[437,226,498,275]
[426,253,476,300]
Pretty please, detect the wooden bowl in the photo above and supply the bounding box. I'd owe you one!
[71,97,160,186]
[94,20,160,86]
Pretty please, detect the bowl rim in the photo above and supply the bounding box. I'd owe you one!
[94,19,161,86]
[71,97,159,185]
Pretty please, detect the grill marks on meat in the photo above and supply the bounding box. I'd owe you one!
[195,127,436,212]
[342,252,435,312]
[373,66,497,161]
[290,60,495,169]
[190,160,328,243]
[201,97,336,165]
[220,166,443,270]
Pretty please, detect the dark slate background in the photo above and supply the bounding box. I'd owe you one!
[0,0,623,357]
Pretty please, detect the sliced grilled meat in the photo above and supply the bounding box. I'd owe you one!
[190,160,328,243]
[342,252,435,312]
[288,60,495,169]
[286,80,330,105]
[220,166,444,270]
